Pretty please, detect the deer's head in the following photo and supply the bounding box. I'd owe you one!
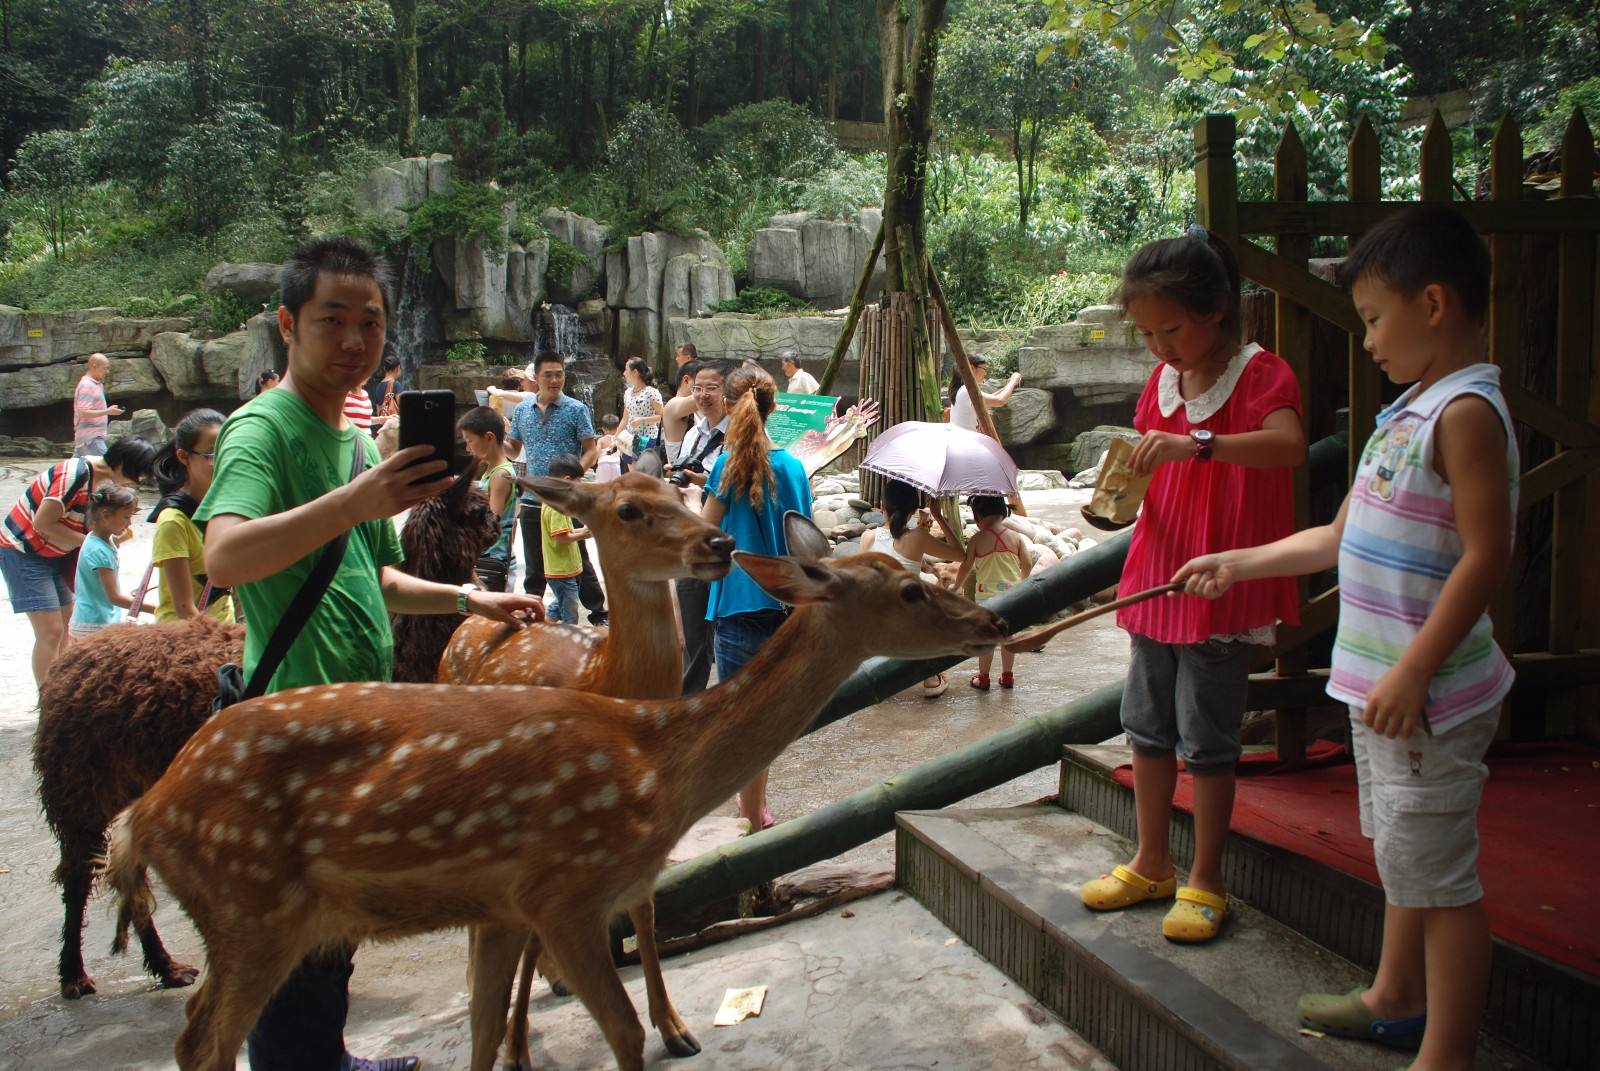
[734,514,1008,661]
[520,473,734,582]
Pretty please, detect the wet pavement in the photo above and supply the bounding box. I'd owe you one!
[0,459,1128,1069]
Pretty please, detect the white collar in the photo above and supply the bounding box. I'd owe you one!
[1157,342,1263,423]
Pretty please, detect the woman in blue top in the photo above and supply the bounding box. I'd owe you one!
[702,363,814,830]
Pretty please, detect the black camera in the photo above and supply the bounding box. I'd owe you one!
[667,458,705,487]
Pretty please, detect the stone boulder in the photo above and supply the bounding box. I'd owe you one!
[540,208,608,303]
[990,387,1056,445]
[203,263,281,305]
[147,332,207,399]
[0,436,55,457]
[434,203,546,343]
[1068,425,1140,473]
[748,208,884,309]
[0,306,192,370]
[147,313,284,401]
[668,313,860,376]
[355,154,453,227]
[0,356,164,410]
[605,232,736,360]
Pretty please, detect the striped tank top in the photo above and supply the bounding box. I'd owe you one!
[1327,363,1519,734]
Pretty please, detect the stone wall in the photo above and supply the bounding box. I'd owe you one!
[607,231,735,365]
[748,209,885,310]
[668,313,865,395]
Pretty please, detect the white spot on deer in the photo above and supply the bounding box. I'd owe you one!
[635,770,658,798]
[439,734,461,751]
[304,837,324,854]
[459,739,502,769]
[633,704,650,718]
[587,752,612,772]
[259,734,285,753]
[432,809,456,826]
[468,846,492,860]
[217,766,237,782]
[583,828,600,842]
[490,803,513,826]
[330,759,352,775]
[365,742,384,760]
[655,710,669,729]
[353,782,374,799]
[285,720,303,735]
[246,864,274,883]
[557,761,576,781]
[227,859,242,876]
[310,811,331,826]
[309,725,335,745]
[402,784,424,801]
[268,702,288,712]
[355,831,398,846]
[241,783,260,800]
[306,787,324,802]
[285,772,306,794]
[483,783,505,799]
[232,739,252,762]
[262,796,281,812]
[551,805,576,826]
[582,784,620,812]
[249,829,271,850]
[407,826,433,842]
[390,743,415,766]
[379,799,401,815]
[333,814,352,827]
[421,732,443,749]
[454,813,486,838]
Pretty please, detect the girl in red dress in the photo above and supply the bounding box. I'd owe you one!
[1079,227,1306,943]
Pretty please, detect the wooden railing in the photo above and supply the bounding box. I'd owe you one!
[1194,109,1600,753]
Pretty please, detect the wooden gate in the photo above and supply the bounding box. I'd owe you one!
[1194,109,1600,754]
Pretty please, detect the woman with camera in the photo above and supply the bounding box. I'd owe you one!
[698,363,813,830]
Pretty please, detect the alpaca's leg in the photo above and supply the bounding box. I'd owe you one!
[631,899,700,1057]
[55,828,99,998]
[135,913,200,989]
[536,919,645,1071]
[466,924,524,1071]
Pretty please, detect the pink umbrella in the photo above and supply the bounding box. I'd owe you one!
[860,421,1019,497]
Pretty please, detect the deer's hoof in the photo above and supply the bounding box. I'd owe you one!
[159,962,200,988]
[662,1028,702,1058]
[60,975,96,999]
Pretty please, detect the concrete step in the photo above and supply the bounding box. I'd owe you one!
[1060,745,1599,1070]
[897,804,1546,1071]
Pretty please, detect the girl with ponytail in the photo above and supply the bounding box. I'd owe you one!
[69,485,149,638]
[699,364,814,830]
[148,408,233,622]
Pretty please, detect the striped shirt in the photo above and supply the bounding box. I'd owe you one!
[343,389,374,431]
[73,375,109,447]
[1327,364,1519,733]
[1,459,93,557]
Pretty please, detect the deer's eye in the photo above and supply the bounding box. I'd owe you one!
[901,583,925,603]
[617,502,643,522]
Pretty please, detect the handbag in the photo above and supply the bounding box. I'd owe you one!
[212,441,368,713]
[474,554,510,593]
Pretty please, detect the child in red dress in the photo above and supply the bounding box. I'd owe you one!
[1079,227,1306,943]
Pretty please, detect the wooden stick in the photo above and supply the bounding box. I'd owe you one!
[1003,581,1184,652]
[817,223,885,395]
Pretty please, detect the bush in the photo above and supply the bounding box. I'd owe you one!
[694,101,842,186]
[792,154,884,220]
[1533,76,1600,153]
[164,103,278,233]
[543,232,588,297]
[1081,163,1157,246]
[8,128,87,256]
[405,182,510,271]
[1009,271,1119,327]
[604,103,693,230]
[711,286,812,315]
[446,339,487,365]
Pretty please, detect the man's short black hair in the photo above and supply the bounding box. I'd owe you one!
[1335,204,1490,320]
[678,360,701,384]
[534,351,565,372]
[676,343,697,360]
[458,405,505,441]
[280,235,395,321]
[695,360,733,381]
[104,436,159,483]
[548,452,584,479]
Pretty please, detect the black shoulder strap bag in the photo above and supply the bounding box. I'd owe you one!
[212,440,369,714]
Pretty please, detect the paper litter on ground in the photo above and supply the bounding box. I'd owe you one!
[713,985,768,1027]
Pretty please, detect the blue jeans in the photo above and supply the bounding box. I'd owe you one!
[246,943,354,1070]
[0,545,74,614]
[546,576,581,624]
[713,609,787,682]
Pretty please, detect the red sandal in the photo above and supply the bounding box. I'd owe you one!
[969,673,991,691]
[999,672,1015,688]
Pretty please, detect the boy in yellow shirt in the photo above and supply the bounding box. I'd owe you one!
[540,453,591,624]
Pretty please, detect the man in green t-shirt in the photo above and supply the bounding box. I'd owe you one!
[196,236,544,1071]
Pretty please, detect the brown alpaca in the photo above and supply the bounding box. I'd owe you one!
[390,479,501,683]
[33,481,497,1000]
[34,616,242,998]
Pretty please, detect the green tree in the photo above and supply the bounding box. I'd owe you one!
[9,128,86,256]
[164,101,278,232]
[939,0,1127,229]
[78,59,192,192]
[604,101,693,229]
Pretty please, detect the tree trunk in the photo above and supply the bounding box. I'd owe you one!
[392,0,419,156]
[826,0,839,119]
[517,16,529,133]
[754,25,767,100]
[186,0,214,120]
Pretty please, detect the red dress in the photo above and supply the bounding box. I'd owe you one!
[1117,344,1302,643]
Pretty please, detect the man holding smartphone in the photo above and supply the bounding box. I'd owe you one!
[197,236,544,1071]
[504,351,607,623]
[671,360,731,692]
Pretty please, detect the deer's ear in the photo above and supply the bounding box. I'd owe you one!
[519,476,593,517]
[782,510,832,562]
[734,551,842,605]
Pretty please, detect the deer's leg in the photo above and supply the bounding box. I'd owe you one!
[55,828,98,999]
[174,936,300,1071]
[630,899,700,1057]
[466,924,524,1071]
[537,918,646,1071]
[135,914,200,990]
[500,932,543,1071]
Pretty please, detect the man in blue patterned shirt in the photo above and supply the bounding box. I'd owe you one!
[506,351,606,621]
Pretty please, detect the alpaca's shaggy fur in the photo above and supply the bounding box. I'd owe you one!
[34,616,242,997]
[390,480,501,683]
[34,480,497,998]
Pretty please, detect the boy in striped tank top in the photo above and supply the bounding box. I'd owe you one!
[1176,205,1517,1066]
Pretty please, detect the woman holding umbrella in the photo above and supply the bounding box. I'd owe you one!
[860,478,964,697]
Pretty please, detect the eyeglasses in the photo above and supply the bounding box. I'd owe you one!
[191,451,216,461]
[693,385,723,396]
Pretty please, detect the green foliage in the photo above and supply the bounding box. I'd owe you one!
[1010,271,1120,327]
[443,67,513,182]
[711,287,812,315]
[543,232,588,297]
[791,154,885,220]
[9,129,87,256]
[446,339,487,365]
[404,182,510,272]
[604,104,693,231]
[1082,163,1157,245]
[78,60,192,192]
[694,101,843,186]
[164,103,279,233]
[1533,77,1600,153]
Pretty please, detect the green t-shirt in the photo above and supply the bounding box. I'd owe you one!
[195,388,403,693]
[540,503,582,578]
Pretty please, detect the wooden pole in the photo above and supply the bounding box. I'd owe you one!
[817,223,884,395]
[1346,115,1383,481]
[1487,114,1524,681]
[927,263,1027,516]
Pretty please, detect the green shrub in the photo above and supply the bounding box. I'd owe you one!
[446,339,487,365]
[711,286,811,315]
[1081,163,1157,246]
[793,154,884,220]
[1009,271,1119,328]
[604,104,693,230]
[405,182,510,271]
[1534,77,1600,153]
[694,101,842,186]
[543,232,588,297]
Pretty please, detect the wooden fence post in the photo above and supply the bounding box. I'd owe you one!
[1194,113,1239,244]
[1419,110,1453,203]
[1346,115,1383,479]
[1273,121,1313,762]
[1488,115,1524,697]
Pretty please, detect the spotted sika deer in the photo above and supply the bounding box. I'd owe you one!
[103,517,1008,1071]
[441,471,734,1064]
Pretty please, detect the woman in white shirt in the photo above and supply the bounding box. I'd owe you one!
[948,352,1022,430]
[621,357,665,470]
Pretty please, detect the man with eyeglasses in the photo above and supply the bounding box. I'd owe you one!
[671,360,731,692]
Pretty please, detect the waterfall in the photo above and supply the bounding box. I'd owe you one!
[393,247,430,390]
[535,303,605,412]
